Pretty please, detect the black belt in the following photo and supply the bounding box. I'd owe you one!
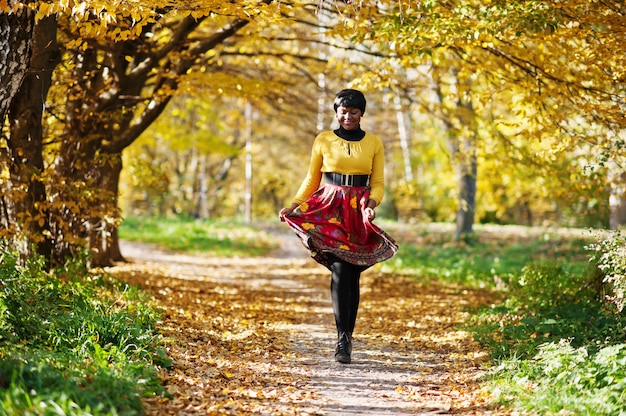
[324,172,370,187]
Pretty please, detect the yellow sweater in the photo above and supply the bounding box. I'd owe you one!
[292,130,385,205]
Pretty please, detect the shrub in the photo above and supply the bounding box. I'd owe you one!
[0,248,168,415]
[587,231,626,312]
[469,261,623,360]
[488,340,626,415]
[506,262,595,310]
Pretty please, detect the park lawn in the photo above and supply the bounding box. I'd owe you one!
[119,216,278,257]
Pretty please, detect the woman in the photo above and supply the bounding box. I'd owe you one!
[279,88,398,364]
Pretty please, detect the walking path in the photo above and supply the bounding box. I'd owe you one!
[107,230,504,415]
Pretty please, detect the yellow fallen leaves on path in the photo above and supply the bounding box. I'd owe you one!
[107,236,508,415]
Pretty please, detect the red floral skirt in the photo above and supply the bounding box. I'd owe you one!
[284,184,398,270]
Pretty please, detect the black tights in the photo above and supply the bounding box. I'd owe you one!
[330,257,363,336]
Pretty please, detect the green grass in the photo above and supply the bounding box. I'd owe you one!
[486,341,626,415]
[0,248,169,416]
[453,234,626,415]
[382,222,592,287]
[5,216,621,415]
[374,222,626,415]
[119,216,278,256]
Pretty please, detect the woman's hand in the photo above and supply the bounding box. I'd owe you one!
[279,203,299,222]
[364,199,376,221]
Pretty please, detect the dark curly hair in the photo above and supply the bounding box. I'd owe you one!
[333,89,366,114]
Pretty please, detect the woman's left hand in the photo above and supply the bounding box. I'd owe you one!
[364,206,376,221]
[364,199,376,221]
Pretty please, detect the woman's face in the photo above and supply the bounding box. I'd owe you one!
[335,106,362,131]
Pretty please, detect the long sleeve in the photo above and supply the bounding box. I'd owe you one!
[292,137,324,205]
[368,141,385,205]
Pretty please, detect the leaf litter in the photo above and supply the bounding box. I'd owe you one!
[107,231,509,415]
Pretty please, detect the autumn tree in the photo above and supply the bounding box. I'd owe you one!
[120,6,360,221]
[333,0,625,234]
[3,0,333,266]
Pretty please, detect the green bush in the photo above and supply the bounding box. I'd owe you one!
[488,341,626,415]
[0,248,168,415]
[469,244,626,414]
[506,262,595,310]
[587,230,626,313]
[470,260,624,355]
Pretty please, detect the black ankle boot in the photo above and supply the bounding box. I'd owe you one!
[335,332,352,364]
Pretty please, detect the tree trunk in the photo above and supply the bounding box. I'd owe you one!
[49,41,137,265]
[393,91,414,183]
[0,6,34,239]
[440,104,478,239]
[609,169,626,230]
[608,133,626,230]
[0,6,33,124]
[454,144,477,239]
[51,128,125,266]
[194,154,209,219]
[431,65,479,239]
[5,15,59,263]
[88,154,125,266]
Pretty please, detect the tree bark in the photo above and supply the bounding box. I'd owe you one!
[433,68,479,240]
[5,15,59,263]
[608,132,626,230]
[445,113,478,239]
[88,154,125,266]
[393,91,414,183]
[0,7,34,237]
[0,6,33,124]
[454,144,477,239]
[609,168,626,230]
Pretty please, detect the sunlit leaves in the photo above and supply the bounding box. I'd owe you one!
[317,0,625,226]
[359,0,624,132]
[34,1,162,42]
[338,0,624,140]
